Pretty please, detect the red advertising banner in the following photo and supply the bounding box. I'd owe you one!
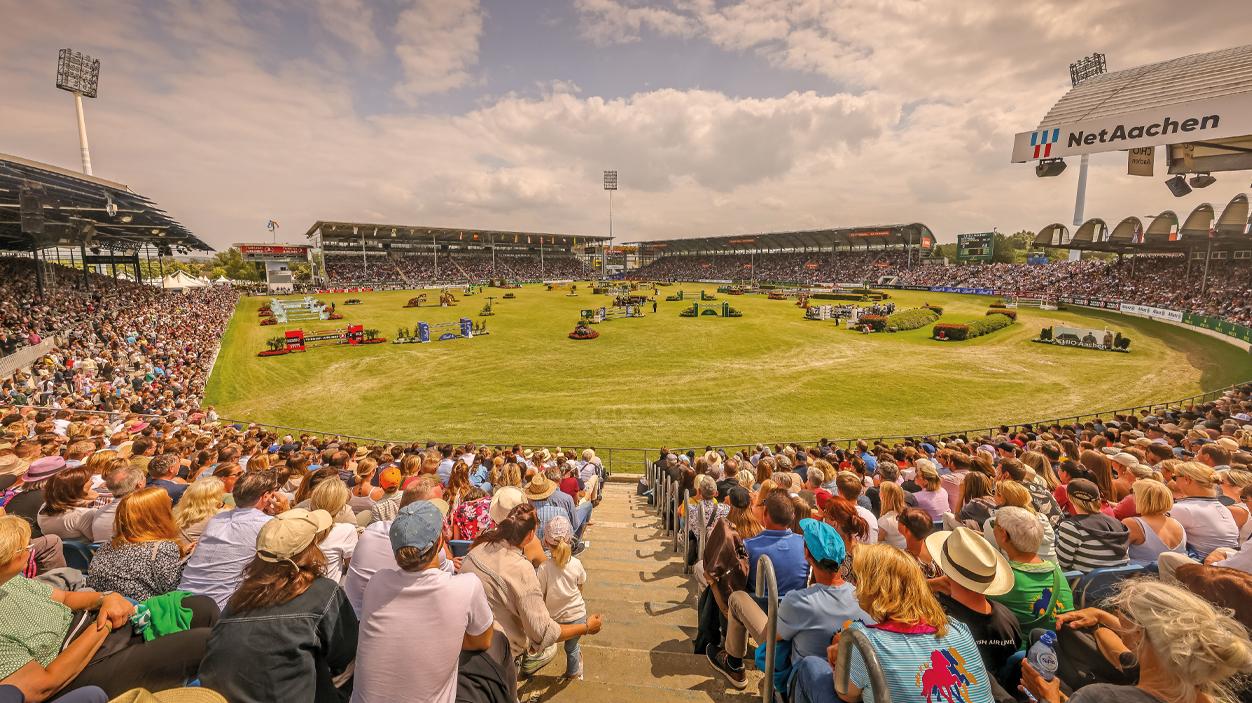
[238,244,309,257]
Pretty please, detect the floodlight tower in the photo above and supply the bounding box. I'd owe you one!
[55,49,101,176]
[603,170,618,280]
[1068,53,1107,228]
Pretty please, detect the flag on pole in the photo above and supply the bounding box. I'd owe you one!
[266,219,280,232]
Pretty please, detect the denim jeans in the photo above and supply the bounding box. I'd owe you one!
[574,501,594,539]
[792,655,841,703]
[561,616,587,676]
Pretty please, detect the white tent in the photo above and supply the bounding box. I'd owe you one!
[160,271,208,290]
[213,275,231,285]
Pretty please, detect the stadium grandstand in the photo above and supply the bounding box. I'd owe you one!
[5,37,1252,703]
[305,220,610,287]
[632,222,936,285]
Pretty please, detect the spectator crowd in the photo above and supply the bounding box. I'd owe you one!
[668,383,1252,703]
[322,252,586,287]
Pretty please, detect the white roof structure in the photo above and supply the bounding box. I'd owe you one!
[1011,44,1252,170]
[160,270,207,290]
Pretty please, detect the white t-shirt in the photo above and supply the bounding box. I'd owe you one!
[351,568,493,703]
[536,556,587,622]
[343,520,456,614]
[855,505,879,545]
[319,523,359,583]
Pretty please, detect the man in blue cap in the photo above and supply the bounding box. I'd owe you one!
[351,501,497,703]
[708,517,870,692]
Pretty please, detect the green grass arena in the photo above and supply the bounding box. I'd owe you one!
[203,283,1252,451]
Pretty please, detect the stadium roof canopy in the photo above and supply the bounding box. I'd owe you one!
[305,220,609,249]
[0,153,211,253]
[1011,44,1252,176]
[1033,193,1251,253]
[632,223,935,254]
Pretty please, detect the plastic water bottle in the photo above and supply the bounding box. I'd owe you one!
[1027,630,1059,682]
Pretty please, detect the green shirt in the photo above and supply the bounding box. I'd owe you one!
[988,559,1073,638]
[0,576,72,678]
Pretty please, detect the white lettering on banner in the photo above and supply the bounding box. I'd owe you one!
[1010,91,1252,162]
[1119,303,1184,323]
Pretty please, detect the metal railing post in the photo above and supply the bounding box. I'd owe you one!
[754,555,779,703]
[834,626,892,703]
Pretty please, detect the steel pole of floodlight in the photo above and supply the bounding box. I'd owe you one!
[73,93,93,176]
[1067,53,1105,259]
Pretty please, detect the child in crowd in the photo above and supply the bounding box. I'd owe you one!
[538,515,589,679]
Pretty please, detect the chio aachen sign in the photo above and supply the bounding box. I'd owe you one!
[1011,91,1252,162]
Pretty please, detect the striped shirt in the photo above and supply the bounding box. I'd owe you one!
[1055,513,1129,573]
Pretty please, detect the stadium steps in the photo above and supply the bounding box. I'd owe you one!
[520,482,761,703]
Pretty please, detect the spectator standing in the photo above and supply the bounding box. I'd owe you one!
[537,516,588,680]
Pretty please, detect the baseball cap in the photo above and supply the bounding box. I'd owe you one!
[490,486,526,523]
[256,509,332,564]
[1067,478,1100,503]
[389,501,445,553]
[798,518,846,566]
[379,467,402,490]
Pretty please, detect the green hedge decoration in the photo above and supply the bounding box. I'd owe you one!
[987,307,1018,321]
[885,307,941,331]
[932,313,1015,341]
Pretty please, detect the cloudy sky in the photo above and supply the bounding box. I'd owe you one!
[1,0,1248,250]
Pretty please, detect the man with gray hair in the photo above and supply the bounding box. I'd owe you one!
[989,506,1073,632]
[90,463,147,543]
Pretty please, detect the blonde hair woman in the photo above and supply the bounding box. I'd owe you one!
[877,480,907,549]
[1171,461,1240,559]
[913,462,949,521]
[985,480,1057,562]
[174,477,226,542]
[1217,468,1252,537]
[1023,579,1252,703]
[1122,479,1186,565]
[835,544,995,702]
[1021,451,1060,489]
[308,480,358,582]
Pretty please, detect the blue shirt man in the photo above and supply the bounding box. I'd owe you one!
[744,493,809,602]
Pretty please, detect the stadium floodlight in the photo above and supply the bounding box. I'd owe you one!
[1035,158,1067,178]
[1069,53,1107,87]
[603,170,618,191]
[55,48,101,176]
[1164,174,1192,197]
[1189,172,1216,188]
[603,170,618,281]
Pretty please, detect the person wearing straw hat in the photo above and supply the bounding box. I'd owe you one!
[926,527,1022,679]
[525,473,576,544]
[200,508,358,703]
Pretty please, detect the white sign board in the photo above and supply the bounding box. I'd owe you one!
[1011,91,1252,162]
[1119,303,1184,323]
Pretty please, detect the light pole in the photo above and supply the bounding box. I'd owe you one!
[55,49,101,176]
[1068,53,1107,229]
[603,170,617,280]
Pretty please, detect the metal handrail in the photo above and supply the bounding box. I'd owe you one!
[754,555,779,703]
[834,626,892,703]
[675,488,690,555]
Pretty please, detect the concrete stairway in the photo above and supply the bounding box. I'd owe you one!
[519,481,761,702]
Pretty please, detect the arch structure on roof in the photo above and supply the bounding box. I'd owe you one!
[0,153,210,254]
[1036,194,1252,253]
[1010,44,1252,177]
[632,223,936,256]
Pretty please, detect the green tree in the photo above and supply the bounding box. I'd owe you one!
[207,248,263,281]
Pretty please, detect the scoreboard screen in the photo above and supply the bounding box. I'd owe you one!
[956,232,995,262]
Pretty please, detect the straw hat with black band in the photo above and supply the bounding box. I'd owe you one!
[925,526,1014,596]
[524,473,557,501]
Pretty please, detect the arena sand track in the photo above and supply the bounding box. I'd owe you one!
[205,283,1252,455]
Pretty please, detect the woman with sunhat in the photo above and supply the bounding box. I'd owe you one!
[926,527,1022,683]
[199,508,359,703]
[4,456,69,536]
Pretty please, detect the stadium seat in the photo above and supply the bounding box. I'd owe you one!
[62,540,97,573]
[1071,564,1146,609]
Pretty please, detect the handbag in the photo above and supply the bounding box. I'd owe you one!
[685,503,717,566]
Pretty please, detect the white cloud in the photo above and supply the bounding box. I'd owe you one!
[312,0,382,57]
[393,0,484,98]
[574,0,700,45]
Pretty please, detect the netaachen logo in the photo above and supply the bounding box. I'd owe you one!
[1067,114,1220,147]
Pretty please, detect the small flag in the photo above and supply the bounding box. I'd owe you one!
[266,219,280,232]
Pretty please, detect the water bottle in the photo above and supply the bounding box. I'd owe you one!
[1027,630,1059,682]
